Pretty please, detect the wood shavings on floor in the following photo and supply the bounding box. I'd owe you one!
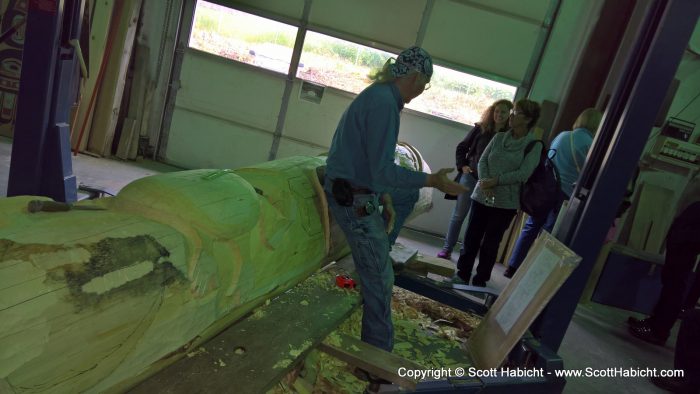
[268,286,481,393]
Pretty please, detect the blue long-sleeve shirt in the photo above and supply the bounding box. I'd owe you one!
[325,82,427,193]
[550,127,594,197]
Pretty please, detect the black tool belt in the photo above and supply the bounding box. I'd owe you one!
[332,178,375,207]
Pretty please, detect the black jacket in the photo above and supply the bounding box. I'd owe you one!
[455,124,499,179]
[667,201,700,246]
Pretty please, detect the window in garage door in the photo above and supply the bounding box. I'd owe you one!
[189,0,298,75]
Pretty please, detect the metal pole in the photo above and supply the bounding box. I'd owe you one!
[155,0,193,160]
[267,0,311,161]
[532,0,700,352]
[517,0,562,101]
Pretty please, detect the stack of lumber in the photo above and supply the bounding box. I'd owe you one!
[72,0,142,157]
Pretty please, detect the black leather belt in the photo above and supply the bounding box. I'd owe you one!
[329,178,376,208]
[351,187,374,195]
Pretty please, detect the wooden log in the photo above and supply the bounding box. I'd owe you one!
[0,145,433,392]
[0,157,334,393]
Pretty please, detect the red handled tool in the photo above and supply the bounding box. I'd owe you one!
[336,275,356,289]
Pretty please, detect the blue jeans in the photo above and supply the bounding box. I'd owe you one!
[387,188,420,245]
[325,190,394,352]
[507,199,563,270]
[442,173,478,253]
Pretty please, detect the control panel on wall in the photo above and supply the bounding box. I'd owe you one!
[658,138,700,165]
[651,136,700,168]
[660,118,694,142]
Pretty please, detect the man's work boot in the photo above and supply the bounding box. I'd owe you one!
[650,376,698,394]
[628,324,667,346]
[353,367,392,385]
[627,316,652,329]
[503,266,517,278]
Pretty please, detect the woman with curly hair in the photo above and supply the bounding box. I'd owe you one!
[454,99,541,287]
[437,99,513,260]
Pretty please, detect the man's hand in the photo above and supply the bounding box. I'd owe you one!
[461,165,472,173]
[427,168,469,196]
[479,177,498,189]
[381,193,396,235]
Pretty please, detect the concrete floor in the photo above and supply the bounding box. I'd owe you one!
[0,137,674,393]
[0,136,178,197]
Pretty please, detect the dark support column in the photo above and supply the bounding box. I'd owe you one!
[532,0,700,352]
[7,0,85,202]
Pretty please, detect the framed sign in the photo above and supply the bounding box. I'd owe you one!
[468,231,581,369]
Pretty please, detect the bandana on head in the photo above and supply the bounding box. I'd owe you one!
[390,46,433,79]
